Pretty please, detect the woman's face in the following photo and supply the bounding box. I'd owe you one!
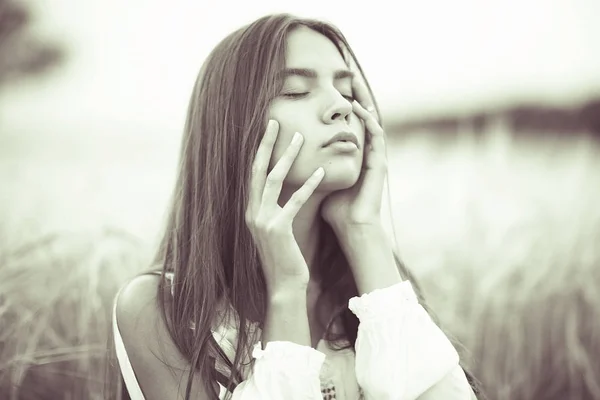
[267,26,366,192]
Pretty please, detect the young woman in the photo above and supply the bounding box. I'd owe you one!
[111,13,485,400]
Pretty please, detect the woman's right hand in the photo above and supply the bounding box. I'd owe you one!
[245,119,325,294]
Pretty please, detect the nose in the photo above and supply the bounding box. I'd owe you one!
[322,91,352,124]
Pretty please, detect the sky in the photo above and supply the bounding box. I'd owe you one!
[1,0,600,140]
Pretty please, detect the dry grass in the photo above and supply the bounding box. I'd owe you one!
[386,123,600,399]
[0,229,150,399]
[0,123,599,399]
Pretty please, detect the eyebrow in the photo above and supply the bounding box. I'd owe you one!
[277,68,355,81]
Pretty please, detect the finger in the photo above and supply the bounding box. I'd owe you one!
[261,131,304,207]
[352,101,383,136]
[281,167,325,219]
[354,101,386,159]
[352,79,378,120]
[250,120,279,212]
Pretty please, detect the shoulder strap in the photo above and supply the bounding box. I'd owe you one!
[112,285,147,399]
[212,333,243,391]
[213,357,239,393]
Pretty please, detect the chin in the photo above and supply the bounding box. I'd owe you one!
[284,166,361,193]
[318,171,361,191]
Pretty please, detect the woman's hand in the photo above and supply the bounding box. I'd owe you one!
[320,79,388,231]
[246,120,325,294]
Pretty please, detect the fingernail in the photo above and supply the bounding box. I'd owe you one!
[292,132,303,144]
[367,105,375,112]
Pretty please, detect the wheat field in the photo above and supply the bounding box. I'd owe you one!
[0,120,599,399]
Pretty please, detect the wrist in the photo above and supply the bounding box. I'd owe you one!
[332,223,403,294]
[268,284,307,305]
[332,222,385,245]
[264,286,311,348]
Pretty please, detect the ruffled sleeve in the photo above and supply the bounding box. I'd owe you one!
[231,341,326,399]
[348,280,474,400]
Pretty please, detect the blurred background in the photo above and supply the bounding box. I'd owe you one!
[1,0,599,399]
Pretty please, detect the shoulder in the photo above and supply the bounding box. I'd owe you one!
[116,272,164,310]
[115,273,166,363]
[116,273,164,331]
[114,273,216,399]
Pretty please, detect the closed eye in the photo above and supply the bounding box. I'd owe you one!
[281,92,309,99]
[281,92,355,102]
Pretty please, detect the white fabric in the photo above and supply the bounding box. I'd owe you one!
[348,280,464,400]
[112,278,475,400]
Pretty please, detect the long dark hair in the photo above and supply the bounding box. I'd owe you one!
[146,13,485,400]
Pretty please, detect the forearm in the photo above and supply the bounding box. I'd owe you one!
[338,226,472,400]
[262,287,311,348]
[334,223,403,295]
[232,287,324,399]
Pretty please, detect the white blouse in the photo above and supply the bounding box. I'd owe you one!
[112,273,476,399]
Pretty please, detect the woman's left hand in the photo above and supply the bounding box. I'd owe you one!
[320,79,388,231]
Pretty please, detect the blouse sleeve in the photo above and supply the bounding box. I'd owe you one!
[348,280,475,400]
[231,341,326,399]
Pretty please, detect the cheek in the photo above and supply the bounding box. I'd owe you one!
[267,114,307,168]
[268,138,288,170]
[268,127,302,172]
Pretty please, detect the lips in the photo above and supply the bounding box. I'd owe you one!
[323,131,359,148]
